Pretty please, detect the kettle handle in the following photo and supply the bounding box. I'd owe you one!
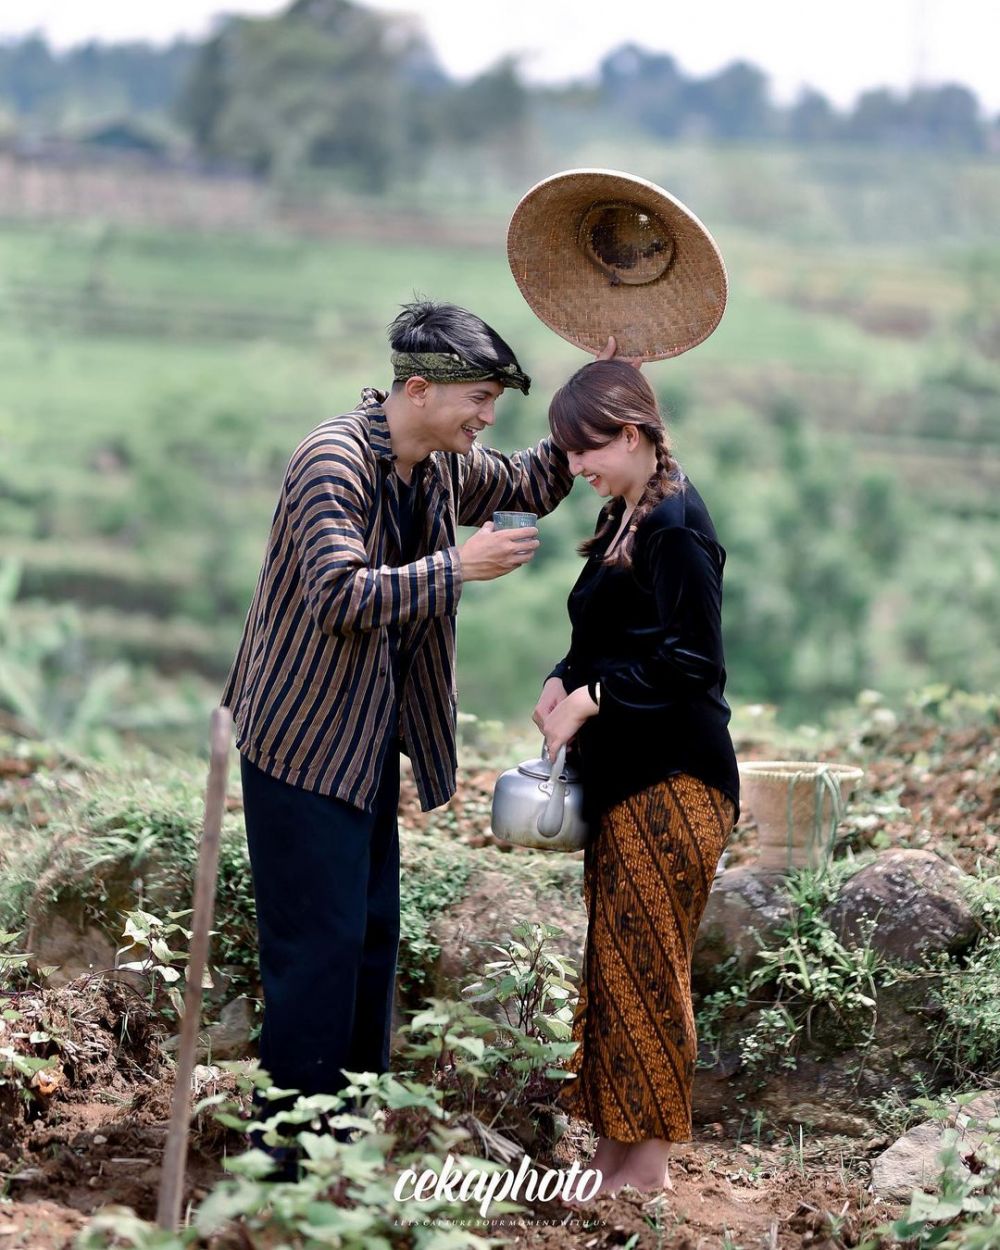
[537,745,568,838]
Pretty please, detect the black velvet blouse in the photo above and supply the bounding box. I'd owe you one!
[550,475,740,821]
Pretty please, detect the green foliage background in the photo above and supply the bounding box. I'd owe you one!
[0,177,997,746]
[0,1,997,748]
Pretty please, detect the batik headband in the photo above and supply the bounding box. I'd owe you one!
[390,350,531,395]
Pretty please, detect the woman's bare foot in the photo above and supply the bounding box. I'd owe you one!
[560,1137,628,1207]
[610,1138,675,1194]
[591,1135,629,1177]
[560,1170,623,1207]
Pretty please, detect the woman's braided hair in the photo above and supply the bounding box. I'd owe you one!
[548,360,682,567]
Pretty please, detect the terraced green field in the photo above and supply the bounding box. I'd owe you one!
[1,159,998,745]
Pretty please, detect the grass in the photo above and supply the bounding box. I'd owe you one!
[0,196,997,729]
[0,218,984,468]
[0,742,584,1009]
[0,217,982,511]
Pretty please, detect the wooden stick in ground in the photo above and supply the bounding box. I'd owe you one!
[156,706,232,1232]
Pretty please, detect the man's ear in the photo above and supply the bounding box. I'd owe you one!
[404,375,431,406]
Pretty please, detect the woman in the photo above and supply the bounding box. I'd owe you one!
[534,359,740,1197]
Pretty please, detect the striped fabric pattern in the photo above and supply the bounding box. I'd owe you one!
[222,387,572,812]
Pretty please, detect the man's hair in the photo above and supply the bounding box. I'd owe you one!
[387,300,527,391]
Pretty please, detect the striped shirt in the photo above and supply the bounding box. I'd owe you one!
[221,387,573,812]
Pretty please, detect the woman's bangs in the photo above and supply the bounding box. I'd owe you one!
[549,399,615,454]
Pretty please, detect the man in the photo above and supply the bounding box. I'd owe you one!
[222,300,597,1114]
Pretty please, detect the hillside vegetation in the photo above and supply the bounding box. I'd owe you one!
[0,145,997,746]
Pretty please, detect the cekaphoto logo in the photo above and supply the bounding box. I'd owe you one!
[394,1152,601,1217]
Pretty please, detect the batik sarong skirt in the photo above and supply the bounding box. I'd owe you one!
[558,773,736,1142]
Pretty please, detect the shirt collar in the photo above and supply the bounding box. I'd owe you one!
[360,387,395,464]
[360,387,437,492]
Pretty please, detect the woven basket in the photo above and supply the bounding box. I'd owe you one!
[738,760,864,872]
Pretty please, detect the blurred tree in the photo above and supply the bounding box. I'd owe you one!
[437,55,532,182]
[907,84,984,152]
[0,35,58,117]
[844,87,904,144]
[177,0,443,188]
[845,84,985,150]
[788,88,839,143]
[599,43,686,138]
[448,57,527,145]
[1,28,989,160]
[686,61,774,140]
[0,35,196,123]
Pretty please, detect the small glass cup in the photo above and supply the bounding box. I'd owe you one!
[492,511,537,531]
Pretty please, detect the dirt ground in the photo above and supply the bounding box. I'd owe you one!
[506,1117,900,1250]
[0,976,901,1249]
[2,709,993,1247]
[1,1027,900,1250]
[0,980,231,1248]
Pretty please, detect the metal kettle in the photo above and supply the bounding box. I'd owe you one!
[490,745,590,852]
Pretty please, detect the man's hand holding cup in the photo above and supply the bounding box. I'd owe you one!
[459,512,538,581]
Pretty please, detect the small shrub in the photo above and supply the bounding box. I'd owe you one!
[875,1100,1000,1250]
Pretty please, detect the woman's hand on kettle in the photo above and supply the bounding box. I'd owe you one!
[532,677,567,732]
[543,685,599,759]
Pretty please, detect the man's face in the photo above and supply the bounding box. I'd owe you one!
[420,380,505,454]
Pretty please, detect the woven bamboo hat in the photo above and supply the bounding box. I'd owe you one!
[507,168,727,361]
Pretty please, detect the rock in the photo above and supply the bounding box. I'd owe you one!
[871,1093,1000,1197]
[757,1100,872,1137]
[428,867,587,1003]
[27,915,117,986]
[824,849,978,964]
[691,868,794,993]
[201,996,255,1060]
[694,1040,939,1134]
[165,997,255,1062]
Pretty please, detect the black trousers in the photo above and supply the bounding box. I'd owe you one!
[240,751,401,1097]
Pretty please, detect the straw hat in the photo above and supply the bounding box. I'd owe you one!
[507,168,727,361]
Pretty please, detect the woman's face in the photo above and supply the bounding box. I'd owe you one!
[565,428,639,499]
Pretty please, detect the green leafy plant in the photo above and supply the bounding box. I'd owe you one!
[748,911,881,1046]
[0,929,32,991]
[924,942,1000,1084]
[0,1036,60,1105]
[696,976,752,1069]
[736,1005,801,1074]
[879,1108,1000,1249]
[0,936,61,1106]
[0,940,64,1105]
[462,921,577,1042]
[751,869,880,1047]
[697,868,885,1081]
[870,1080,950,1138]
[396,834,474,994]
[115,907,200,1015]
[398,922,579,1155]
[77,926,586,1249]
